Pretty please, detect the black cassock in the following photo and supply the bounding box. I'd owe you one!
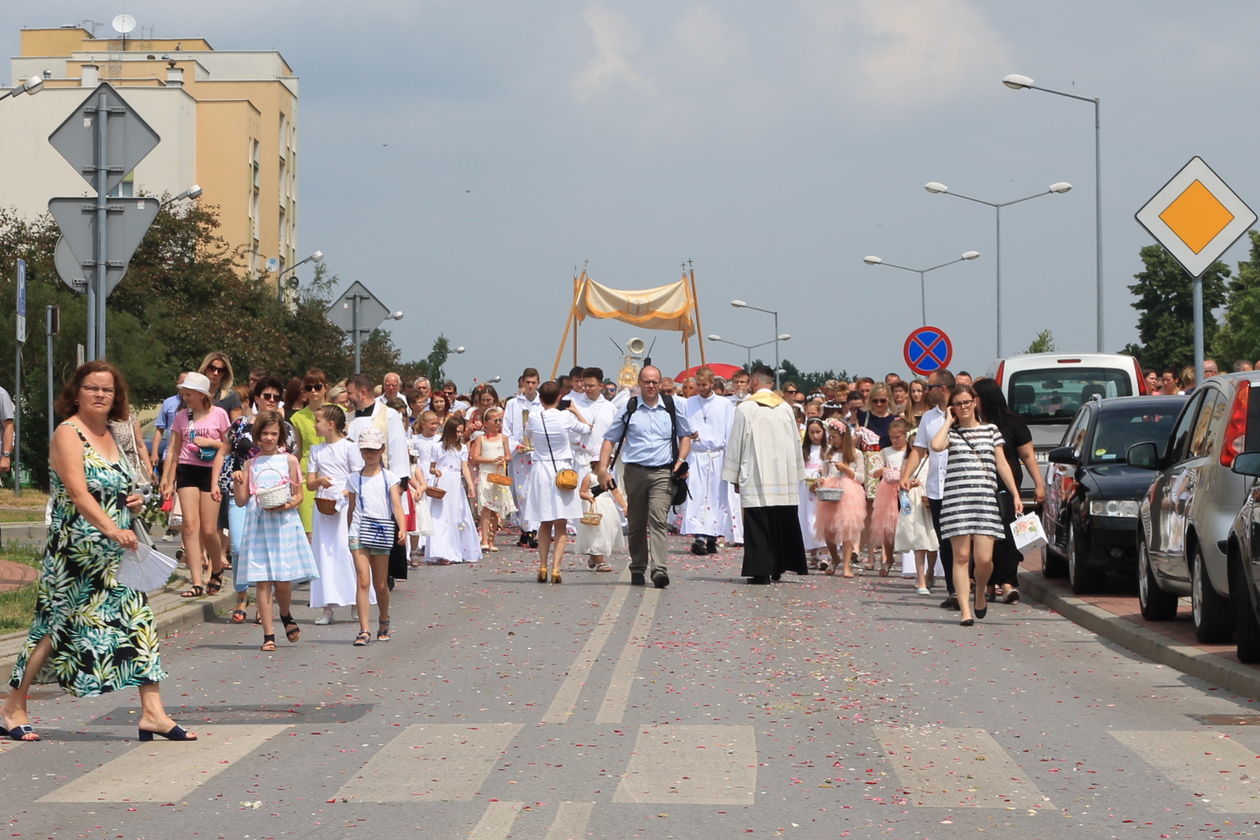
[740,505,807,578]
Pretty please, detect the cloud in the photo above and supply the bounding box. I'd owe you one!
[571,5,646,102]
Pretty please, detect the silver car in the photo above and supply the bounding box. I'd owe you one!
[1129,372,1260,642]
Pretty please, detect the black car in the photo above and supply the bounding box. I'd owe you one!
[1224,451,1260,663]
[1041,395,1186,593]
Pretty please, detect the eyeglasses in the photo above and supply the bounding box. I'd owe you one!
[205,364,227,375]
[81,385,115,395]
[258,392,282,402]
[785,389,798,395]
[304,383,324,392]
[951,399,975,408]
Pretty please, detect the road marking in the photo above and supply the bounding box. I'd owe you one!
[544,801,595,839]
[542,568,632,724]
[614,724,756,805]
[596,587,660,724]
[37,725,291,803]
[468,800,523,840]
[335,723,522,803]
[875,726,1053,809]
[1112,731,1260,813]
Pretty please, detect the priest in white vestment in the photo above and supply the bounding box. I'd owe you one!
[503,368,542,544]
[682,367,734,554]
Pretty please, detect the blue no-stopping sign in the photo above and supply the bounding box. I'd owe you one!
[903,326,953,375]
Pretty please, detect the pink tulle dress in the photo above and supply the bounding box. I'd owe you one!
[813,457,867,546]
[868,445,906,547]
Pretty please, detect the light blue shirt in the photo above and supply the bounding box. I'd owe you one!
[154,393,183,460]
[604,396,693,467]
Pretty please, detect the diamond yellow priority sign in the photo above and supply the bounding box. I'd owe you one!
[1136,156,1256,278]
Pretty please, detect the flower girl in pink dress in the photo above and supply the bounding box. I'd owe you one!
[814,419,867,577]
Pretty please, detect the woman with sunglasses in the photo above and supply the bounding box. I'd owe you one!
[220,377,302,622]
[289,370,328,536]
[199,352,243,422]
[930,384,1023,626]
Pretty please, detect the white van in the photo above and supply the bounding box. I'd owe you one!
[985,352,1148,500]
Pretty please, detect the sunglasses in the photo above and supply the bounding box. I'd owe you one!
[927,383,946,390]
[785,389,798,395]
[871,398,889,404]
[205,365,227,374]
[258,392,282,401]
[304,383,324,392]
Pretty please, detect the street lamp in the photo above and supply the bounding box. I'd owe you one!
[1004,73,1104,352]
[730,299,786,386]
[707,332,791,368]
[924,181,1071,357]
[276,249,323,302]
[0,75,44,103]
[862,250,980,325]
[168,184,202,204]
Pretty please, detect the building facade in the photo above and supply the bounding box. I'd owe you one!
[1,25,299,280]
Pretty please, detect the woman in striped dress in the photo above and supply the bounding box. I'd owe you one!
[930,385,1022,627]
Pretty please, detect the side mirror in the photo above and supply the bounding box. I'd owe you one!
[1126,441,1159,469]
[1047,445,1078,466]
[1231,451,1260,477]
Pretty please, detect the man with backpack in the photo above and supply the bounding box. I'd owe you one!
[597,365,693,588]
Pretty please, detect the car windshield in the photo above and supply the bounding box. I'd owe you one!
[1089,406,1180,464]
[1007,368,1134,424]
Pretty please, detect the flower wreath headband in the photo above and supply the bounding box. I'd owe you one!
[825,418,847,434]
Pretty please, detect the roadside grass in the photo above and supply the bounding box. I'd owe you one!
[0,546,43,632]
[0,509,45,523]
[0,488,50,509]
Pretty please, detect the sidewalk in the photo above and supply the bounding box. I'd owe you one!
[1018,551,1260,699]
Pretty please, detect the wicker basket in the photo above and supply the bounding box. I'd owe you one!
[486,472,512,486]
[580,507,603,526]
[815,485,844,502]
[425,486,447,499]
[254,466,291,509]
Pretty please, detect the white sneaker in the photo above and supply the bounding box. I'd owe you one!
[314,608,334,625]
[916,587,931,596]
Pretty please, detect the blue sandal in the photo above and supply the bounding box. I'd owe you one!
[138,724,197,742]
[1,720,41,742]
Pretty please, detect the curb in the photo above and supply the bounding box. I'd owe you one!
[1018,566,1260,700]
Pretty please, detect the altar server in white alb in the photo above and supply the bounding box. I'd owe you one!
[682,366,735,555]
[723,365,807,584]
[503,368,542,546]
[569,366,619,489]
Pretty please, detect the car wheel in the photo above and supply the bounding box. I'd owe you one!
[1138,532,1178,621]
[1230,554,1260,664]
[1190,544,1234,643]
[1067,519,1105,594]
[1042,515,1067,578]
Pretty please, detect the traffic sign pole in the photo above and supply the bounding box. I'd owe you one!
[93,86,107,359]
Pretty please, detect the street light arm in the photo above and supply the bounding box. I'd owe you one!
[735,302,776,316]
[931,189,997,209]
[1027,83,1098,107]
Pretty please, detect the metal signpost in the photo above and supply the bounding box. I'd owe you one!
[903,325,954,376]
[1136,156,1256,384]
[48,82,161,359]
[327,281,392,374]
[13,259,24,495]
[46,305,59,447]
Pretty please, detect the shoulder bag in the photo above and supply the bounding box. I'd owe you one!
[541,410,578,490]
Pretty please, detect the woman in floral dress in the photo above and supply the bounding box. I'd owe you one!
[2,362,195,742]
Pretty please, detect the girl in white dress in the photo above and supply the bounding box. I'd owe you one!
[306,405,371,625]
[408,410,441,565]
[423,417,483,565]
[799,419,827,564]
[469,406,516,552]
[520,382,591,583]
[577,468,627,572]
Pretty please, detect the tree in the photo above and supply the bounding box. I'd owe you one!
[751,358,848,394]
[1126,244,1228,374]
[1024,329,1056,354]
[1214,230,1260,365]
[424,335,456,386]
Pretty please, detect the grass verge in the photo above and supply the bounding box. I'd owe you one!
[0,546,42,632]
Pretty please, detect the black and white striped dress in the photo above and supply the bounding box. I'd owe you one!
[939,423,1005,540]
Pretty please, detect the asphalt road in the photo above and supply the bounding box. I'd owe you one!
[3,536,1260,839]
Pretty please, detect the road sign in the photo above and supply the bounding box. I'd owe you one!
[1135,156,1256,278]
[48,83,159,196]
[903,326,953,376]
[48,197,159,296]
[327,281,390,335]
[15,259,26,344]
[54,236,88,293]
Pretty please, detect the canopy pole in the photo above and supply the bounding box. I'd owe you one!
[688,261,705,365]
[551,271,585,380]
[572,270,581,369]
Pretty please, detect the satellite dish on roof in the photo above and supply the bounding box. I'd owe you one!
[112,14,136,35]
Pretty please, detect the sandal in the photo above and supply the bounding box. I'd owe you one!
[179,585,205,599]
[0,716,40,742]
[594,562,614,572]
[353,631,371,647]
[260,634,277,652]
[230,608,247,624]
[281,614,301,644]
[376,621,391,642]
[206,572,224,595]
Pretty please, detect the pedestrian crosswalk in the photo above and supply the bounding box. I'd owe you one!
[19,723,1260,816]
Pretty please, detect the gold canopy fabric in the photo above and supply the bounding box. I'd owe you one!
[574,275,696,338]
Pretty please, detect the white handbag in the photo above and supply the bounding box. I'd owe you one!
[1010,512,1048,554]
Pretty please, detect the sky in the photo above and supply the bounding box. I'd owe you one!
[14,1,1260,387]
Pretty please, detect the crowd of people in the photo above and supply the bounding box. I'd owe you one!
[1,351,1052,742]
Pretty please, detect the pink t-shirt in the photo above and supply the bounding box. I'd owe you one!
[171,406,230,467]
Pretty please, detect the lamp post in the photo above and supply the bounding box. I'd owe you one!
[276,249,323,303]
[730,299,785,387]
[707,333,791,369]
[862,251,980,325]
[0,75,43,103]
[924,181,1071,357]
[1004,74,1103,352]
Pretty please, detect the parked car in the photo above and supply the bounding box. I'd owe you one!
[1224,451,1260,663]
[1042,395,1185,593]
[987,352,1147,503]
[1129,372,1260,642]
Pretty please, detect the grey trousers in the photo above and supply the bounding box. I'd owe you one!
[623,463,673,575]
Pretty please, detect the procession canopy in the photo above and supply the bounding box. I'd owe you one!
[574,274,696,338]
